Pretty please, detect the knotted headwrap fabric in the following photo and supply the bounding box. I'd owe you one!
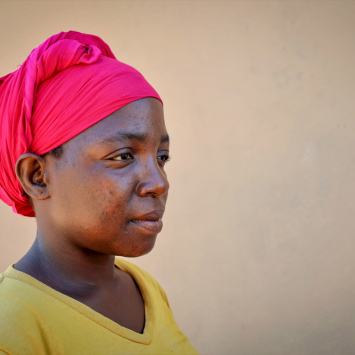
[0,31,162,217]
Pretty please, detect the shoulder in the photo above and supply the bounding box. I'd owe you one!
[0,269,34,317]
[0,269,44,354]
[0,268,42,320]
[114,258,170,307]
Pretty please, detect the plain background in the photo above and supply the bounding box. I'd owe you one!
[1,1,355,354]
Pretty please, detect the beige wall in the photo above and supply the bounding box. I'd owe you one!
[1,1,355,354]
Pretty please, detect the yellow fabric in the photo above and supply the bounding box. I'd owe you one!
[0,258,198,355]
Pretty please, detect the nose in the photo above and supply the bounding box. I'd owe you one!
[136,160,169,197]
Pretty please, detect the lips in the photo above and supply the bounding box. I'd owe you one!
[130,212,163,234]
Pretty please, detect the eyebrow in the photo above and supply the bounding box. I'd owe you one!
[99,132,170,145]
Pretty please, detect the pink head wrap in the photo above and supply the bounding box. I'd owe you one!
[0,31,161,217]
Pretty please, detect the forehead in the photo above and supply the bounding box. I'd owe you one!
[66,98,167,149]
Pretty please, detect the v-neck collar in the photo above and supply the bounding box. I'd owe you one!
[3,258,155,344]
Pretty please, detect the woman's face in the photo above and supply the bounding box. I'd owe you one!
[40,98,169,257]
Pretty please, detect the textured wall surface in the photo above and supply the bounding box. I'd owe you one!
[1,1,355,354]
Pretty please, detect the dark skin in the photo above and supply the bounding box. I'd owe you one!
[14,98,170,334]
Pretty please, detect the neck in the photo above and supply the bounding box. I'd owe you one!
[15,231,118,300]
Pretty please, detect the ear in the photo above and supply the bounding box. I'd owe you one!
[15,153,50,201]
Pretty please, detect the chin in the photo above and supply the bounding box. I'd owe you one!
[123,236,157,258]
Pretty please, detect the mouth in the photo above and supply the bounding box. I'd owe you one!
[130,212,164,234]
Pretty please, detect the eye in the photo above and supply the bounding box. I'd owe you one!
[112,152,133,161]
[157,154,170,163]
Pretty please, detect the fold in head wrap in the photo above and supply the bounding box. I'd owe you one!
[0,31,162,217]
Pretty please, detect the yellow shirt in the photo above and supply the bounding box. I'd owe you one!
[0,258,198,355]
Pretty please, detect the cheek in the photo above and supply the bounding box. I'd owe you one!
[48,167,159,256]
[51,169,135,230]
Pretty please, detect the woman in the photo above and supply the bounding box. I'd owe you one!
[0,31,198,355]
